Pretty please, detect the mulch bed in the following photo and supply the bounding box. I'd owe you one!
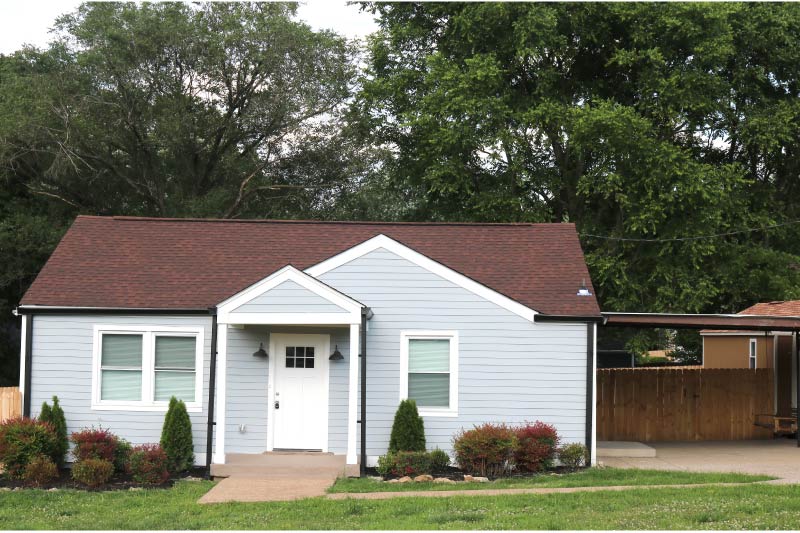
[0,466,207,492]
[367,465,583,482]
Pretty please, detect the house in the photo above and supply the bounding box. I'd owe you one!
[17,216,601,471]
[701,301,798,418]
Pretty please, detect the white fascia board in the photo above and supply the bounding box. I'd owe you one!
[304,234,537,322]
[217,312,361,326]
[216,265,363,316]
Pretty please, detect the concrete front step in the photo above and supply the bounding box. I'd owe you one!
[598,441,657,458]
[210,452,356,479]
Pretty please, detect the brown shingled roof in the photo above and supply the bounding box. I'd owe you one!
[20,216,600,316]
[700,300,800,333]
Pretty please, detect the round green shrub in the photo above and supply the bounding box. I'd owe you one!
[113,438,133,473]
[160,397,194,473]
[453,423,517,478]
[559,443,589,471]
[388,399,425,453]
[23,454,59,487]
[376,451,432,477]
[429,448,450,471]
[72,458,114,488]
[0,418,58,479]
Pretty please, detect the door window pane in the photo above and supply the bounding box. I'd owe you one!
[286,346,315,369]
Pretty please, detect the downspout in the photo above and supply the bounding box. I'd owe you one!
[796,330,799,448]
[585,322,595,465]
[22,314,33,418]
[360,307,369,477]
[205,308,218,479]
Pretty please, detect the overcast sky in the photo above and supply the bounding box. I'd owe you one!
[0,1,379,54]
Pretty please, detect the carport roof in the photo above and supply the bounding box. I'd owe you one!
[602,312,800,331]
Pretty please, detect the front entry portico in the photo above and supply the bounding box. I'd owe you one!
[211,265,366,467]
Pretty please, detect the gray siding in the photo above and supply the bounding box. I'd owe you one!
[318,247,588,458]
[29,314,213,462]
[223,325,351,455]
[233,280,348,314]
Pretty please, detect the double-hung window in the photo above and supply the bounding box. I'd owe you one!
[93,325,203,411]
[400,331,458,417]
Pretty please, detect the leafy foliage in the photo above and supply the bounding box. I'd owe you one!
[160,397,194,473]
[127,444,170,485]
[452,423,517,478]
[558,443,589,471]
[38,396,68,466]
[0,418,58,479]
[388,399,426,453]
[429,448,450,471]
[113,438,133,474]
[22,454,59,487]
[72,458,114,488]
[70,428,118,463]
[376,451,433,478]
[514,422,560,472]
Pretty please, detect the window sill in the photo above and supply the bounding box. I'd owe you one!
[418,408,459,418]
[91,402,202,413]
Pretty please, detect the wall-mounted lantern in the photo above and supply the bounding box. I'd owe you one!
[252,342,269,359]
[329,345,344,361]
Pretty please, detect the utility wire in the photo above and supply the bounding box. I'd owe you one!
[579,219,800,243]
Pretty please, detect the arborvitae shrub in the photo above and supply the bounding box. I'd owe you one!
[388,399,425,453]
[39,396,68,466]
[160,397,194,473]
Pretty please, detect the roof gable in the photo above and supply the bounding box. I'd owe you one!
[306,234,537,322]
[20,216,600,316]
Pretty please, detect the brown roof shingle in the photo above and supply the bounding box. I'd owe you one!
[701,300,800,333]
[20,216,600,316]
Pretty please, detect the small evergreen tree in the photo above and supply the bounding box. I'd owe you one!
[388,399,426,453]
[38,396,68,466]
[160,397,194,473]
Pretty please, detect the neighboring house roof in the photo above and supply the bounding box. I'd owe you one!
[700,300,800,334]
[20,216,601,316]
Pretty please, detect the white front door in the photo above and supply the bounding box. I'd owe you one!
[271,334,329,450]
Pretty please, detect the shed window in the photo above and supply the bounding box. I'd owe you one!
[749,338,757,369]
[400,331,459,417]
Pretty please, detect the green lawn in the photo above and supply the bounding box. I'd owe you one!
[1,475,798,530]
[330,467,773,493]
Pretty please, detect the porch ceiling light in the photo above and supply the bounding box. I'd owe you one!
[253,342,268,359]
[329,345,344,361]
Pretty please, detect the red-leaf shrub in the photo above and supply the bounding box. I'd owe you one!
[376,451,433,477]
[514,421,560,472]
[128,444,170,485]
[70,428,119,462]
[22,455,59,487]
[72,458,113,488]
[453,423,517,478]
[0,418,58,479]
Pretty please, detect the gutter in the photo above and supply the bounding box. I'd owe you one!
[205,307,218,479]
[533,314,606,324]
[17,305,209,315]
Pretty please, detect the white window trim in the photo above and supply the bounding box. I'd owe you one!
[92,324,204,413]
[399,330,459,417]
[749,338,758,369]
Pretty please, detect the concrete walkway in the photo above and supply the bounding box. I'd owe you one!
[199,453,352,504]
[326,481,759,501]
[600,439,800,484]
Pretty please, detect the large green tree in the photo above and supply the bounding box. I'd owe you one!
[0,2,367,384]
[357,2,800,317]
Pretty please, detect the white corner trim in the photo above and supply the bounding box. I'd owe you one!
[216,265,363,324]
[90,324,204,412]
[305,234,537,322]
[18,316,27,396]
[399,330,459,417]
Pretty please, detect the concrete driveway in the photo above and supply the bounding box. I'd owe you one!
[600,439,800,483]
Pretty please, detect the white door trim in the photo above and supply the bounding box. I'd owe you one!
[267,333,330,452]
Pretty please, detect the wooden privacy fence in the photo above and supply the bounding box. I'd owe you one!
[0,387,21,422]
[597,368,774,441]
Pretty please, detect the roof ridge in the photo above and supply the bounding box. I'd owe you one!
[77,215,571,228]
